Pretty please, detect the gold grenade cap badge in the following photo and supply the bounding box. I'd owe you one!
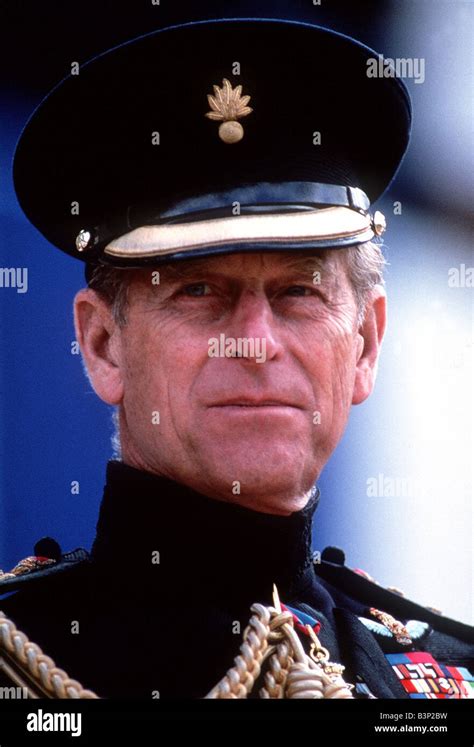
[205,78,253,144]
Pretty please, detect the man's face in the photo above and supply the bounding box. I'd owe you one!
[91,251,371,513]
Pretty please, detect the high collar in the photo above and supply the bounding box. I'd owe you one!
[90,460,320,605]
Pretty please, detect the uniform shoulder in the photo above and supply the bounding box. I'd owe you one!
[0,537,91,599]
[313,546,474,644]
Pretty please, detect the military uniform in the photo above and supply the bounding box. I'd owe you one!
[4,17,473,700]
[1,461,473,699]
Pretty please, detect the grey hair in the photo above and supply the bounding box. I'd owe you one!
[87,264,132,327]
[111,408,122,460]
[344,240,387,325]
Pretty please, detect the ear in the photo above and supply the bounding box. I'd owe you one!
[73,288,124,405]
[352,286,387,405]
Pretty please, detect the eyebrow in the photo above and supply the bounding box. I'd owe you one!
[155,252,334,284]
[282,253,334,276]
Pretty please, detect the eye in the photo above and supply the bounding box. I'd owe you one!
[181,283,212,297]
[284,285,312,297]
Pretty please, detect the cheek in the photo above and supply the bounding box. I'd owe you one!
[298,315,357,406]
[120,337,156,423]
[326,331,359,413]
[120,319,207,417]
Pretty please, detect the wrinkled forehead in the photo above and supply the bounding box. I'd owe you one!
[130,249,345,284]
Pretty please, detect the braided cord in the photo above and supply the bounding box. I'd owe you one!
[205,603,354,699]
[1,597,354,700]
[0,611,98,698]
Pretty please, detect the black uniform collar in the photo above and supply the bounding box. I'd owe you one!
[90,460,320,605]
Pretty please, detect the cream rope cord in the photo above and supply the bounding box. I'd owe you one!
[0,586,354,699]
[205,593,355,699]
[0,611,98,698]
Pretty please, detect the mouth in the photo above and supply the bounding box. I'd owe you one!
[208,399,302,409]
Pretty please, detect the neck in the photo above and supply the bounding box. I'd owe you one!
[90,460,320,605]
[119,438,314,515]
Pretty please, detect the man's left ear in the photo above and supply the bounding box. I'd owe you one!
[352,287,387,405]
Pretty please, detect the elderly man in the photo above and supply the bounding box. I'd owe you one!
[0,18,473,702]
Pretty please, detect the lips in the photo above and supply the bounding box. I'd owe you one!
[209,398,302,408]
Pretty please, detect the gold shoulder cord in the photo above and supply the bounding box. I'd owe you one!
[205,585,354,699]
[0,610,98,698]
[0,585,354,699]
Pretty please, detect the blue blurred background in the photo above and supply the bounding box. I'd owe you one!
[1,1,472,622]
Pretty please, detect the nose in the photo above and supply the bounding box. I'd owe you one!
[225,290,284,363]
